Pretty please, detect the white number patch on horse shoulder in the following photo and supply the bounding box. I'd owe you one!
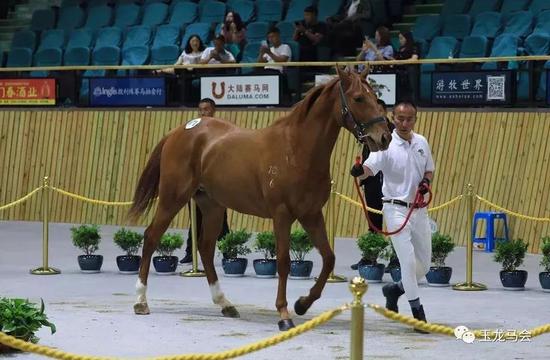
[185,118,202,129]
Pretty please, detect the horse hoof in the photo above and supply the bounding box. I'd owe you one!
[294,297,309,316]
[278,319,295,331]
[134,303,150,315]
[222,306,240,318]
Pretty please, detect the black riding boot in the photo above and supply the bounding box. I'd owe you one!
[411,305,429,334]
[382,283,405,313]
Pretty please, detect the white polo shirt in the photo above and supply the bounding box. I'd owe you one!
[364,130,435,203]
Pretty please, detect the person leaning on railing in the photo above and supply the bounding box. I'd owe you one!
[392,31,420,102]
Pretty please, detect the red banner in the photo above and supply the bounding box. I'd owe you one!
[0,79,56,105]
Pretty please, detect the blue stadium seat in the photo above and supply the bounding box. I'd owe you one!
[83,5,113,29]
[199,0,226,23]
[31,48,63,77]
[500,0,530,15]
[501,11,533,38]
[240,40,262,73]
[256,0,283,23]
[441,0,471,18]
[459,35,489,59]
[141,2,168,27]
[11,30,36,52]
[7,47,33,67]
[276,20,295,42]
[151,45,180,65]
[181,23,211,47]
[481,34,521,70]
[247,21,269,43]
[123,26,152,50]
[317,0,343,21]
[470,12,502,39]
[227,0,255,23]
[30,9,56,32]
[66,29,93,49]
[81,46,121,104]
[121,46,150,75]
[95,27,123,48]
[412,15,441,56]
[420,36,459,101]
[284,0,313,22]
[56,5,86,30]
[442,14,471,40]
[38,29,66,51]
[532,10,550,36]
[521,33,550,100]
[113,3,141,28]
[64,46,90,66]
[529,0,550,14]
[169,1,198,28]
[153,25,180,48]
[468,0,500,19]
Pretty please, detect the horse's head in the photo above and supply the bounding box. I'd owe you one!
[335,66,392,151]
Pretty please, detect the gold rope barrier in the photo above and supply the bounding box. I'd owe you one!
[50,186,133,206]
[476,195,550,222]
[0,305,348,360]
[0,186,42,212]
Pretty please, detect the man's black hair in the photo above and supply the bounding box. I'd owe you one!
[267,26,280,35]
[304,5,318,15]
[394,100,417,112]
[199,98,216,107]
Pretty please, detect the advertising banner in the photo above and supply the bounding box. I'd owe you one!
[0,79,56,105]
[432,71,513,105]
[89,77,166,106]
[200,75,279,105]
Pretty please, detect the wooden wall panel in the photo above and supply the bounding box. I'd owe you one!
[1,109,549,252]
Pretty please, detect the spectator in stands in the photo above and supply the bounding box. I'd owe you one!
[293,6,327,62]
[221,11,247,48]
[356,26,394,62]
[199,35,236,65]
[327,0,372,57]
[155,34,205,74]
[393,31,419,101]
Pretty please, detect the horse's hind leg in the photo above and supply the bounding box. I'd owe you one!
[134,191,191,315]
[294,211,335,316]
[273,213,294,331]
[195,197,239,318]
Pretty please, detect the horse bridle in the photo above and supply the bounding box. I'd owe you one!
[338,80,386,143]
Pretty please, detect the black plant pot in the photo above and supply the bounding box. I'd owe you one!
[116,255,141,274]
[78,254,103,273]
[290,260,313,279]
[389,267,401,282]
[153,256,178,274]
[358,263,385,283]
[253,259,277,278]
[500,270,528,290]
[539,272,550,292]
[222,258,248,277]
[426,266,453,287]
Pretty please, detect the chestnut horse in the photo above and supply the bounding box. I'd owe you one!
[128,67,392,331]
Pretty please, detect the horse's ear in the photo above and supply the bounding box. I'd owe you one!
[335,64,351,89]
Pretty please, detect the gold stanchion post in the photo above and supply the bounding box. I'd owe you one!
[327,180,346,283]
[181,198,205,277]
[453,183,486,291]
[349,276,368,360]
[31,177,60,275]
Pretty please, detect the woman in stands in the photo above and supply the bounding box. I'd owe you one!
[394,31,419,101]
[221,11,247,49]
[155,34,205,74]
[394,31,418,61]
[356,26,394,62]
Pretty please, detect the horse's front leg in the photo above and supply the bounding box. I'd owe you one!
[273,213,294,331]
[295,211,335,316]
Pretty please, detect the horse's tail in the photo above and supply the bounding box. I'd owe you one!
[127,137,168,222]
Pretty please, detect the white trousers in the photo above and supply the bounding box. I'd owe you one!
[383,204,432,301]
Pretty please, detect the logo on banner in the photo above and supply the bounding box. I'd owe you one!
[211,81,226,99]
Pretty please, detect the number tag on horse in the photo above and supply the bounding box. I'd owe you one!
[185,118,202,129]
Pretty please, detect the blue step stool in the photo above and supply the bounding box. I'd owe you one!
[472,212,510,252]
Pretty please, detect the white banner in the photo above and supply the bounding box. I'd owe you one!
[200,76,279,105]
[315,73,397,105]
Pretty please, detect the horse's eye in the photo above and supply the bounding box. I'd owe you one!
[354,97,364,103]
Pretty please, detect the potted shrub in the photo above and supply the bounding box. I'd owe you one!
[539,236,550,292]
[356,232,387,282]
[381,242,401,282]
[71,224,103,273]
[0,298,56,353]
[113,228,143,274]
[494,238,529,290]
[218,229,252,277]
[290,228,314,279]
[153,232,183,274]
[253,230,277,278]
[426,232,455,286]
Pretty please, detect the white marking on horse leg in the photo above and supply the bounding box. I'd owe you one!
[210,281,233,309]
[136,278,147,304]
